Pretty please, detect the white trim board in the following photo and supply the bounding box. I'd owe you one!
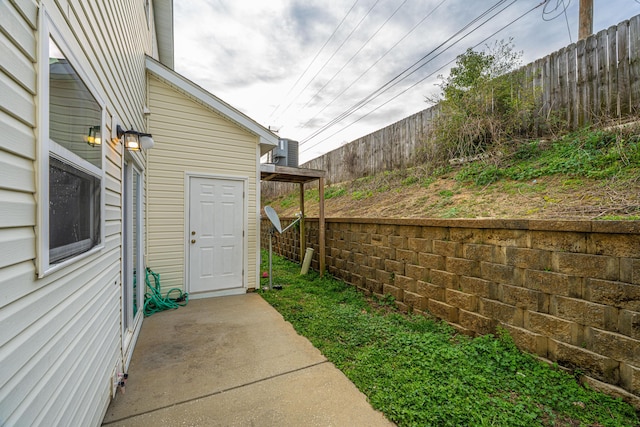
[187,287,247,300]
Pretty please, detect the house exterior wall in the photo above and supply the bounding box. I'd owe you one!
[147,75,261,293]
[0,1,156,425]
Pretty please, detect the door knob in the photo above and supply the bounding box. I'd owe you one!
[191,231,196,235]
[191,239,196,244]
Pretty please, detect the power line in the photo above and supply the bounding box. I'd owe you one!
[298,0,410,113]
[300,0,513,149]
[541,0,573,43]
[301,0,514,145]
[301,0,513,146]
[563,0,573,43]
[300,0,449,130]
[542,0,572,21]
[274,0,382,124]
[301,0,547,156]
[268,0,360,120]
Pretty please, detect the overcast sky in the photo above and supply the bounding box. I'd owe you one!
[174,0,639,163]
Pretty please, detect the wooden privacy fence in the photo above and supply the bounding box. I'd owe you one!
[541,15,640,129]
[263,14,640,198]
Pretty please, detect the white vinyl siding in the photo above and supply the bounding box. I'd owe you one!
[147,75,260,291]
[0,1,156,426]
[0,2,37,296]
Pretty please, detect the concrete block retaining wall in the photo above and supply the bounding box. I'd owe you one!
[260,218,640,406]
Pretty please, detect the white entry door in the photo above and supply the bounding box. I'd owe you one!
[188,176,244,294]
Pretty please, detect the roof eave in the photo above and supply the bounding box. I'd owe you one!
[152,0,174,69]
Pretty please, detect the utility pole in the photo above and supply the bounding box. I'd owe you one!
[579,0,593,40]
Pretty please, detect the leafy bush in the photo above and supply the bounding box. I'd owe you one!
[427,39,539,163]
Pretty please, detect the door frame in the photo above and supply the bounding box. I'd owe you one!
[122,156,145,370]
[184,172,249,298]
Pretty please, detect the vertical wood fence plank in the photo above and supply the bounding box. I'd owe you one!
[357,139,364,180]
[523,63,532,132]
[366,137,373,177]
[543,55,552,127]
[596,29,609,119]
[533,59,543,134]
[367,137,373,178]
[557,47,569,126]
[372,131,379,173]
[401,119,408,168]
[394,122,402,169]
[407,115,415,166]
[576,39,587,127]
[566,43,578,129]
[630,15,640,115]
[608,25,619,118]
[383,127,391,170]
[549,50,560,126]
[586,34,598,124]
[618,20,631,116]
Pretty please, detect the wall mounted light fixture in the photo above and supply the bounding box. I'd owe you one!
[116,125,154,151]
[87,126,101,146]
[139,133,154,150]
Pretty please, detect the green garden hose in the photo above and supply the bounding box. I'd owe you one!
[143,268,188,316]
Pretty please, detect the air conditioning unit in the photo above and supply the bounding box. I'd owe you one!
[272,138,299,168]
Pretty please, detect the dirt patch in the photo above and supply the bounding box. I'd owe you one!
[266,173,640,220]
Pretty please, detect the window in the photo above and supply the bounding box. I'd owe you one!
[49,157,101,263]
[40,35,104,272]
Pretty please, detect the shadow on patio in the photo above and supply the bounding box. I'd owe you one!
[102,294,393,426]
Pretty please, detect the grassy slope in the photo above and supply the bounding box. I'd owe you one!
[265,127,640,220]
[259,252,639,427]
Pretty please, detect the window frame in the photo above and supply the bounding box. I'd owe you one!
[145,0,151,29]
[37,11,106,277]
[122,155,145,367]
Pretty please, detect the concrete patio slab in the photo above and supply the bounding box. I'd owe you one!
[102,293,393,426]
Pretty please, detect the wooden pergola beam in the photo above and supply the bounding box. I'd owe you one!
[299,182,305,266]
[261,164,326,276]
[318,176,325,276]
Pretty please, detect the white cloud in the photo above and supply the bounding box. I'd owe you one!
[174,0,640,163]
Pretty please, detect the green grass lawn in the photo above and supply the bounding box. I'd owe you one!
[259,251,639,427]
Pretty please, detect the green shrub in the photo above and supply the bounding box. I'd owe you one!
[325,186,346,200]
[427,39,539,163]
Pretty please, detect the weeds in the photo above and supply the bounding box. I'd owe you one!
[455,126,640,186]
[259,252,639,427]
[352,190,373,200]
[325,185,346,199]
[442,207,460,218]
[265,125,639,220]
[401,175,420,186]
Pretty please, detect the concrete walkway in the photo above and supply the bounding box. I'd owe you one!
[102,293,393,426]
